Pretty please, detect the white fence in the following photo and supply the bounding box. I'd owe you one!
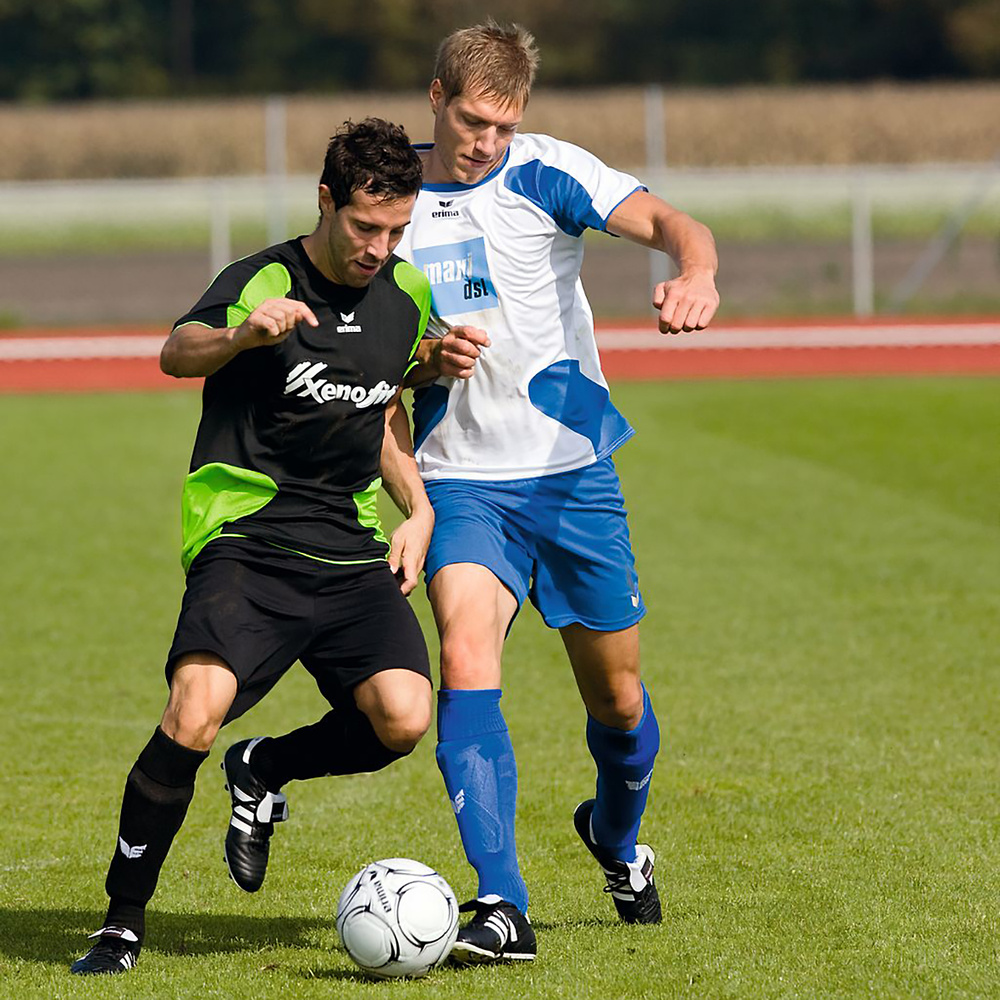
[0,162,997,321]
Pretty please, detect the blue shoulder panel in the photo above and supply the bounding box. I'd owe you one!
[504,160,606,237]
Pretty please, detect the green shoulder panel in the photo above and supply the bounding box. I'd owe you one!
[392,260,432,361]
[181,462,279,572]
[226,261,293,329]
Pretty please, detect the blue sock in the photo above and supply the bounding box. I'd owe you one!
[436,689,528,914]
[586,685,660,863]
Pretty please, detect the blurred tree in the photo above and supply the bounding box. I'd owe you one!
[0,0,170,100]
[0,0,995,101]
[947,0,1000,76]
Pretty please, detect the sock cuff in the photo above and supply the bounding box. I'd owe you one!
[437,688,507,741]
[104,899,147,941]
[586,686,657,751]
[136,727,209,788]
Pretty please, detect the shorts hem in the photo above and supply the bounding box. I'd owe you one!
[164,645,240,689]
[342,660,434,692]
[540,606,646,632]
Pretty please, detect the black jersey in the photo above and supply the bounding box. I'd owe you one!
[173,237,430,571]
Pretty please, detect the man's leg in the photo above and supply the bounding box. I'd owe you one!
[72,656,235,974]
[428,563,535,961]
[223,561,433,892]
[250,668,432,789]
[561,623,662,923]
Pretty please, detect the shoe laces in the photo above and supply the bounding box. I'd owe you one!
[601,847,654,897]
[602,865,638,897]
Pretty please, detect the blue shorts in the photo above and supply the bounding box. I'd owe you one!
[424,457,645,631]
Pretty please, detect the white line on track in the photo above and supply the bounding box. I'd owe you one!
[0,324,998,362]
[596,323,1000,351]
[0,336,164,361]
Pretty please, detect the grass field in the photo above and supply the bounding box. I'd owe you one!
[1,378,998,999]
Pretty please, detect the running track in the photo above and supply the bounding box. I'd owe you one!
[1,319,998,393]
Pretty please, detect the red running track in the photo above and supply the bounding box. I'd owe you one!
[1,320,998,393]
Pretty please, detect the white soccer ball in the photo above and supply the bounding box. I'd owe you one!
[335,858,459,978]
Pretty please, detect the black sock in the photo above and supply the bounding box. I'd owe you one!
[103,727,209,940]
[250,706,406,791]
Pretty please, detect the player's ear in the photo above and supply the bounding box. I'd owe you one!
[318,185,335,218]
[429,79,444,115]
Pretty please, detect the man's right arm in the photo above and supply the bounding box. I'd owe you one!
[160,298,319,378]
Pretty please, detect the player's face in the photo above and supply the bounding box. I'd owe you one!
[318,187,415,287]
[429,83,523,185]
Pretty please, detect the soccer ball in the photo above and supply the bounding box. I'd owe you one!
[336,858,459,978]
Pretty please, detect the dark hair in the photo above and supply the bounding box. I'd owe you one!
[320,118,422,210]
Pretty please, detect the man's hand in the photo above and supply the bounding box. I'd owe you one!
[387,506,435,596]
[433,326,491,379]
[232,298,319,352]
[654,269,720,335]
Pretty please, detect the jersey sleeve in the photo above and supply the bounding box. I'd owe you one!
[173,259,293,331]
[390,259,435,375]
[503,136,646,238]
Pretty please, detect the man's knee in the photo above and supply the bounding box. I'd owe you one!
[585,679,645,730]
[439,630,501,688]
[356,670,432,754]
[161,656,237,751]
[375,706,431,754]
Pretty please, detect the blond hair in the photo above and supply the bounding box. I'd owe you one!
[433,19,539,110]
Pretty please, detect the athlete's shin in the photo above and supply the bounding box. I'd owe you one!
[104,727,209,933]
[586,685,660,863]
[436,688,528,913]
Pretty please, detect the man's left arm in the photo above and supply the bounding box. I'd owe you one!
[606,190,720,335]
[380,391,434,596]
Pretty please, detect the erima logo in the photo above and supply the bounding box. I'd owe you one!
[631,593,640,608]
[626,767,654,792]
[452,789,465,815]
[337,310,362,333]
[432,199,461,220]
[284,361,396,408]
[118,837,147,860]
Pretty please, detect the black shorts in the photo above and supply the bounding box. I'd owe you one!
[166,537,430,725]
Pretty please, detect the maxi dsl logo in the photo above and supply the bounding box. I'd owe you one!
[411,237,498,316]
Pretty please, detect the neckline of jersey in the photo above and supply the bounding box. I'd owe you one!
[291,236,371,304]
[414,143,512,192]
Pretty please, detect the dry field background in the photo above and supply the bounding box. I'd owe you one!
[1,82,998,180]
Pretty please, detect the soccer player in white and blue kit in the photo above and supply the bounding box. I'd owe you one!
[398,21,720,963]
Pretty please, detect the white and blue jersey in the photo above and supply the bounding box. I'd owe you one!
[397,133,645,482]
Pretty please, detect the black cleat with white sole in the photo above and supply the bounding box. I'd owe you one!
[451,896,537,964]
[69,926,141,975]
[222,737,288,892]
[573,798,662,924]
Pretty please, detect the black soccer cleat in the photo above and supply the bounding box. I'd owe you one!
[573,798,662,924]
[450,896,537,964]
[222,737,288,892]
[69,926,141,975]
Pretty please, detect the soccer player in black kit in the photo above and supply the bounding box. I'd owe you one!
[71,119,435,975]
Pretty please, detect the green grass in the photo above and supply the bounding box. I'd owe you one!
[0,378,998,998]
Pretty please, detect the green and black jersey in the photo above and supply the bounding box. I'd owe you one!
[173,237,430,572]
